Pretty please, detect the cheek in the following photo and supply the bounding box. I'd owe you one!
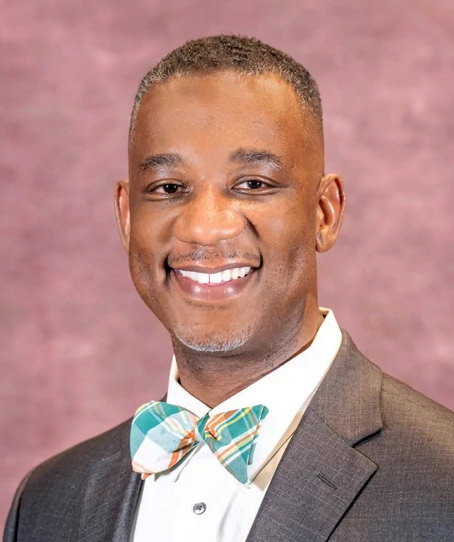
[128,250,170,323]
[128,208,164,264]
[128,250,156,295]
[130,202,176,247]
[127,215,164,295]
[267,245,314,290]
[258,208,316,285]
[261,208,315,258]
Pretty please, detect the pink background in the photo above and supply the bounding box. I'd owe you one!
[1,0,453,526]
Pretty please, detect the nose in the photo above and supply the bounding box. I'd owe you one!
[173,185,245,245]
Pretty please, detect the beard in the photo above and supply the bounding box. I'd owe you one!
[171,323,254,353]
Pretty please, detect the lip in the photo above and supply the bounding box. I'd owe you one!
[170,262,259,274]
[170,267,257,302]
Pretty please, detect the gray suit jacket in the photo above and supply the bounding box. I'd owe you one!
[4,332,454,541]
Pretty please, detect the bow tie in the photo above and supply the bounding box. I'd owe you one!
[130,401,269,484]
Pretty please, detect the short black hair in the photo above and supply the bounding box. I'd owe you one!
[129,34,322,144]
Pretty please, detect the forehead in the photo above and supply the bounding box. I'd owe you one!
[130,71,320,167]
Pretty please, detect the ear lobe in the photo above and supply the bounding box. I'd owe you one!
[315,174,346,253]
[114,180,131,252]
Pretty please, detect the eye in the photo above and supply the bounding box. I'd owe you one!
[146,182,186,196]
[235,179,270,190]
[156,183,181,194]
[234,178,277,192]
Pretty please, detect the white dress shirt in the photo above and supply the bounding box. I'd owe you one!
[131,308,342,542]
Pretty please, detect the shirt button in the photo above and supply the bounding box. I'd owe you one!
[193,502,207,515]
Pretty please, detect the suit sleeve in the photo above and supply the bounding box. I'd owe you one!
[3,471,34,542]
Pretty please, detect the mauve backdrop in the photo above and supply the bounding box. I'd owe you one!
[1,0,453,526]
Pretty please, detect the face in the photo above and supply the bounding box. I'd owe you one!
[116,71,344,356]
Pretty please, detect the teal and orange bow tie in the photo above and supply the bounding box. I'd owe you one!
[130,401,269,484]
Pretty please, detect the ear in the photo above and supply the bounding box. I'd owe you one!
[315,173,346,253]
[114,180,131,252]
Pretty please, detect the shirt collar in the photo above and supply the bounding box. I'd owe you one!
[166,308,342,484]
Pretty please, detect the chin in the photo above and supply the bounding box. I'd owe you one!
[173,326,253,353]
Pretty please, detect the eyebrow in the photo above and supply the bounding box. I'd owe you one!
[138,153,183,171]
[138,148,284,171]
[228,148,284,169]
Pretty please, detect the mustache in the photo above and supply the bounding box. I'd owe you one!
[168,248,261,267]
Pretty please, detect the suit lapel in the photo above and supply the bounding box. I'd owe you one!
[74,336,382,542]
[77,421,143,542]
[247,331,383,542]
[246,410,377,542]
[76,397,171,542]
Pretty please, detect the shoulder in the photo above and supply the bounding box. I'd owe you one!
[346,337,454,462]
[378,372,454,458]
[382,371,453,423]
[4,419,132,541]
[27,417,132,488]
[338,330,454,444]
[329,335,454,538]
[327,330,454,484]
[357,356,454,503]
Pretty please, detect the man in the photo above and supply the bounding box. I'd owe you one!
[4,35,454,542]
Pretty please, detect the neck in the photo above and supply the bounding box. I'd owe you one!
[172,307,324,408]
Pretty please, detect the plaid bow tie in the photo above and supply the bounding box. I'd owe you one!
[130,401,269,484]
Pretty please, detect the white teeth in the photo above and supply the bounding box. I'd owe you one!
[177,266,252,285]
[196,272,209,284]
[210,271,223,284]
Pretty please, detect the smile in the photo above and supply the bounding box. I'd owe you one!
[175,266,252,285]
[169,265,258,302]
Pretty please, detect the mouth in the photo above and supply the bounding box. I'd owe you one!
[168,264,259,302]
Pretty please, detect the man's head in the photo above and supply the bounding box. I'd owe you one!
[128,35,323,147]
[115,35,345,358]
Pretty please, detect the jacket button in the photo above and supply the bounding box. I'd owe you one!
[193,502,207,515]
